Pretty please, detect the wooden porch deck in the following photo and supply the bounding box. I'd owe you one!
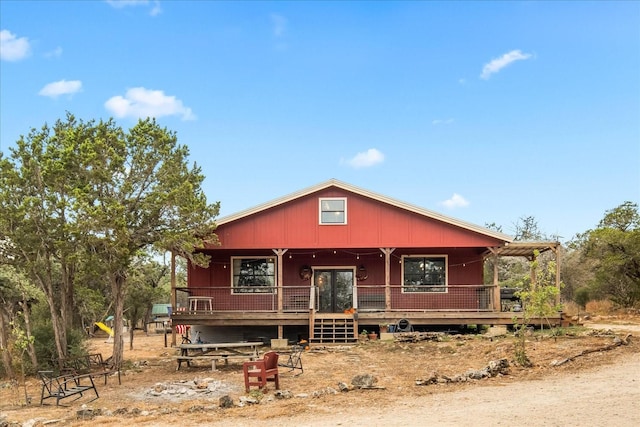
[171,309,562,328]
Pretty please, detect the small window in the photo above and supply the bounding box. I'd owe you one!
[402,255,447,293]
[319,197,347,224]
[231,257,276,294]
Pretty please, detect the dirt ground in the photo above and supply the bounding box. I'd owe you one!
[1,316,639,426]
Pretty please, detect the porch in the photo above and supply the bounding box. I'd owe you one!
[172,284,500,313]
[169,284,561,344]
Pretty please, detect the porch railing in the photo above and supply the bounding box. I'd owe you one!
[174,286,311,312]
[173,284,496,313]
[357,284,496,312]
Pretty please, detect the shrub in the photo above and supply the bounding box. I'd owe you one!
[585,300,614,315]
[574,287,590,310]
[32,323,88,372]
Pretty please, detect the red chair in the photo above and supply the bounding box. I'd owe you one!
[243,351,280,392]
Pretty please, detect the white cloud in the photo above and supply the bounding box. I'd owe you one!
[432,118,454,125]
[270,13,287,37]
[480,49,532,80]
[38,80,82,98]
[105,87,195,121]
[440,193,470,209]
[44,46,63,59]
[105,0,162,16]
[347,148,385,169]
[150,1,162,16]
[0,29,31,61]
[106,0,148,7]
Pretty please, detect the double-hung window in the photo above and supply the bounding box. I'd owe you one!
[231,257,276,294]
[402,255,447,293]
[319,198,347,224]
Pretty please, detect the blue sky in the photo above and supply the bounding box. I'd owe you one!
[1,1,639,242]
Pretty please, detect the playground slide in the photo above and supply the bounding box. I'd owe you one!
[95,321,114,337]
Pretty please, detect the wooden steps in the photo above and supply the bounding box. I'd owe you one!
[310,315,357,344]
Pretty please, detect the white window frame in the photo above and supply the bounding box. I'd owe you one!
[401,254,448,293]
[230,256,276,294]
[319,197,347,225]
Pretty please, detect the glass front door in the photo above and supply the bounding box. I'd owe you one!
[314,269,354,313]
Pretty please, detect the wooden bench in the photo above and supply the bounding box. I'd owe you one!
[39,370,99,406]
[174,353,258,371]
[61,353,121,385]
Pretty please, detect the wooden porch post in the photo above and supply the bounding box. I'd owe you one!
[491,249,500,312]
[170,251,176,347]
[530,252,538,289]
[380,248,395,310]
[309,286,315,341]
[553,244,562,306]
[493,255,499,311]
[273,249,287,339]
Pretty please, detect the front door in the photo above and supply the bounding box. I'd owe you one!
[314,269,354,313]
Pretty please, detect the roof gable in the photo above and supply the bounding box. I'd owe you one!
[215,179,513,246]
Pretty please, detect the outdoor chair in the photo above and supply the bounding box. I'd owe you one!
[243,351,280,392]
[278,344,304,374]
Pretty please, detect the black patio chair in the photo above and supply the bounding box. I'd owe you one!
[278,344,304,375]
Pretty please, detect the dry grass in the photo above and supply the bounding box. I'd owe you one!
[585,299,616,314]
[1,318,639,426]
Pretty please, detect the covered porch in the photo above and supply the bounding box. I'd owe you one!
[169,241,563,345]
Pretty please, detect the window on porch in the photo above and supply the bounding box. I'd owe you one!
[231,257,276,294]
[402,255,447,293]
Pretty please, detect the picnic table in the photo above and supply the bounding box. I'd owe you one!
[175,342,264,371]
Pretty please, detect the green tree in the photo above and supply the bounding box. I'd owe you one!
[74,117,219,366]
[561,233,597,304]
[582,201,640,307]
[483,217,546,286]
[0,265,41,378]
[513,250,562,366]
[0,117,88,361]
[1,114,220,367]
[125,256,169,349]
[513,215,545,241]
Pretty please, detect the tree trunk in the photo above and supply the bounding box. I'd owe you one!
[0,308,15,379]
[43,291,68,364]
[110,272,127,368]
[19,299,38,370]
[32,261,70,363]
[129,324,134,350]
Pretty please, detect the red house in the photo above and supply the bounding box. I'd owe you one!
[171,179,561,344]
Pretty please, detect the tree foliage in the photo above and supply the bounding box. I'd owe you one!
[484,217,548,286]
[581,201,640,307]
[0,113,220,368]
[513,250,563,366]
[0,265,42,378]
[125,255,170,349]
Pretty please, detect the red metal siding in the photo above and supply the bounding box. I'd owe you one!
[212,189,502,250]
[191,248,483,287]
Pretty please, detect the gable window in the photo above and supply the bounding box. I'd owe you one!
[231,257,276,294]
[402,255,447,293]
[319,197,347,224]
